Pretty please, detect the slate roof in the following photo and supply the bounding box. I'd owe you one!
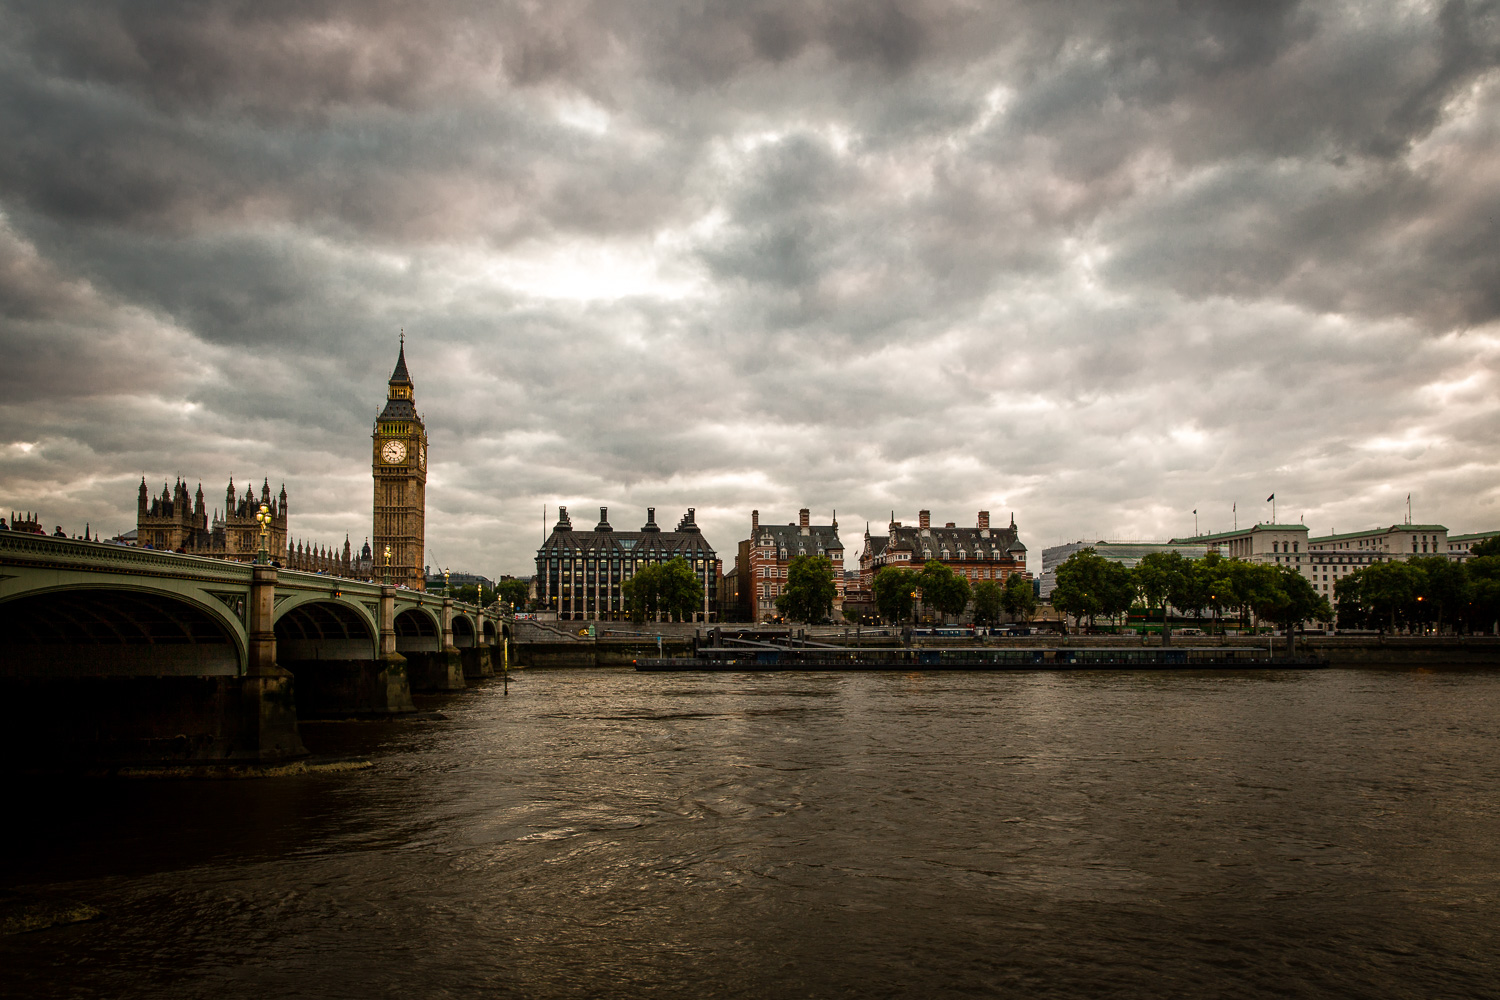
[885,521,1026,559]
[538,506,716,558]
[379,397,419,421]
[389,344,412,385]
[752,523,843,558]
[378,343,420,422]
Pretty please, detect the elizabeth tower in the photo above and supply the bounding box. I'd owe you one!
[372,339,428,590]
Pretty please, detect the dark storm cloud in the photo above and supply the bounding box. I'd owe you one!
[1,0,1497,569]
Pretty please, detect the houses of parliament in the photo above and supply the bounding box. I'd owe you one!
[134,342,429,589]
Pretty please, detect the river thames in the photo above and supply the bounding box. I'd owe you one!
[6,667,1499,998]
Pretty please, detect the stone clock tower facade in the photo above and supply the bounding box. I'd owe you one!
[372,340,428,590]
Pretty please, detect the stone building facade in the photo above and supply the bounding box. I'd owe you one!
[136,476,289,562]
[534,506,719,621]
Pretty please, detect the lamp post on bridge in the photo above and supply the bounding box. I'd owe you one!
[383,545,392,586]
[255,503,271,565]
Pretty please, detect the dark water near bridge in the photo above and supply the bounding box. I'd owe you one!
[6,668,1500,999]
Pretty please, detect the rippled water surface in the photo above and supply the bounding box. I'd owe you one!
[6,667,1500,998]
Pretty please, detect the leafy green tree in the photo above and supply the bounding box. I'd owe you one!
[1466,555,1500,633]
[1199,554,1238,633]
[775,554,838,623]
[1352,560,1421,633]
[497,579,530,612]
[971,580,1004,625]
[1227,560,1282,632]
[1051,548,1134,630]
[1000,573,1037,623]
[623,558,704,623]
[1470,536,1500,558]
[1333,571,1369,629]
[1173,551,1220,628]
[1134,551,1190,639]
[917,560,972,622]
[1251,566,1333,654]
[1409,555,1468,634]
[871,566,918,624]
[448,583,482,604]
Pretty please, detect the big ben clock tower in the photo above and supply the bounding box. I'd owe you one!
[372,335,428,590]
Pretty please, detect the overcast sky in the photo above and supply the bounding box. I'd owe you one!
[2,0,1498,576]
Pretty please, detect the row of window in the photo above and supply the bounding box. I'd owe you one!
[544,557,714,568]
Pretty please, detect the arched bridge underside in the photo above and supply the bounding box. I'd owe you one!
[395,607,441,653]
[0,534,508,764]
[277,600,376,661]
[0,589,240,677]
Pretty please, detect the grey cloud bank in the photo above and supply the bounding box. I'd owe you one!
[2,0,1497,574]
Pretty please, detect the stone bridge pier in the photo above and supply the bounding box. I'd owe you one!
[275,581,416,717]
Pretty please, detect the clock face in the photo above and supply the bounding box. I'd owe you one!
[381,439,408,464]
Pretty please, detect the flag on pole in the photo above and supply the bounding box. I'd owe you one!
[1192,509,1197,514]
[1266,493,1275,502]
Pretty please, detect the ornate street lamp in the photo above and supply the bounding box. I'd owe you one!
[383,544,392,586]
[255,503,271,565]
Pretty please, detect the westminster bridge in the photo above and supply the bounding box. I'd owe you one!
[0,531,510,766]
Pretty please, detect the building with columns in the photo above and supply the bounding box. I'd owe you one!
[534,506,719,621]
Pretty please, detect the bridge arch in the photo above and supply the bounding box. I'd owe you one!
[274,600,377,660]
[395,607,441,653]
[452,613,476,648]
[0,585,244,676]
[482,619,497,645]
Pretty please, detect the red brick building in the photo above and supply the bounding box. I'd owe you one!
[860,510,1028,591]
[739,509,846,622]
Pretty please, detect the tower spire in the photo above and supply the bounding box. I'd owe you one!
[389,332,412,387]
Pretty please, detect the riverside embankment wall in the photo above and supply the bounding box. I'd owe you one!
[514,633,1500,669]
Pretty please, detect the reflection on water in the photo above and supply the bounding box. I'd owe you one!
[6,668,1500,999]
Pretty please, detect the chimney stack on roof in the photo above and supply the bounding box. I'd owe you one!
[919,510,931,529]
[799,508,810,527]
[752,509,759,531]
[977,511,990,530]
